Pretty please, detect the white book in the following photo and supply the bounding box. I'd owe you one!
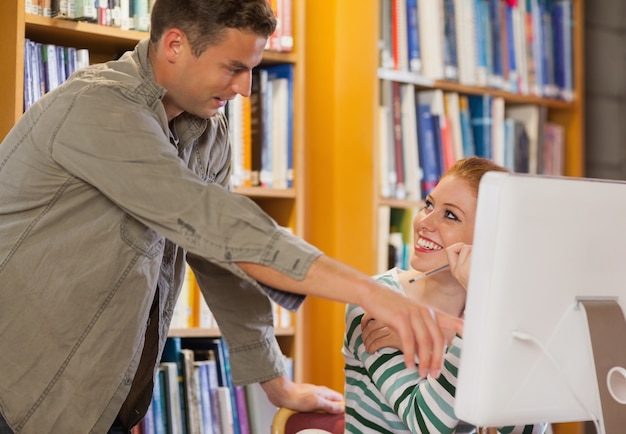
[399,83,421,201]
[217,387,234,434]
[455,0,477,86]
[491,96,506,166]
[418,0,444,79]
[270,77,289,189]
[377,205,392,274]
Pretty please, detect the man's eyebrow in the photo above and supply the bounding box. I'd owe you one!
[226,60,251,70]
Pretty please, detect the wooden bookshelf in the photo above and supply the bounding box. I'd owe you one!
[0,0,307,384]
[303,1,586,433]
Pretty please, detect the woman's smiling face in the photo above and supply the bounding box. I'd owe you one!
[411,175,478,272]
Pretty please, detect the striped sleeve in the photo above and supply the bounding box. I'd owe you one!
[360,334,464,434]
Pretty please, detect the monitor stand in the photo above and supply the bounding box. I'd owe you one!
[579,299,626,433]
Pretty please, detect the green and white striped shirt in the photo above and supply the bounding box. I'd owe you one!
[343,268,546,434]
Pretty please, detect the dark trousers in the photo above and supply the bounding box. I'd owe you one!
[0,413,12,434]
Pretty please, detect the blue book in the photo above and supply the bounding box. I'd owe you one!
[474,0,488,84]
[205,358,223,434]
[467,94,493,159]
[153,368,167,434]
[217,338,241,434]
[505,3,518,91]
[405,0,421,73]
[160,337,188,434]
[195,361,215,434]
[443,0,458,80]
[141,399,156,434]
[430,114,445,179]
[458,96,476,157]
[488,0,503,85]
[416,103,440,198]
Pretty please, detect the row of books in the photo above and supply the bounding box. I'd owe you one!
[131,336,293,434]
[377,207,418,274]
[380,81,565,200]
[24,40,90,111]
[226,64,295,190]
[26,0,153,31]
[171,264,295,331]
[381,0,574,100]
[25,0,293,53]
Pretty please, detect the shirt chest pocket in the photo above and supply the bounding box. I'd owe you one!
[120,215,164,258]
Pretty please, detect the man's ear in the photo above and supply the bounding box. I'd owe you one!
[163,28,185,60]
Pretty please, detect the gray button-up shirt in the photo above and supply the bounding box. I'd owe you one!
[0,39,320,433]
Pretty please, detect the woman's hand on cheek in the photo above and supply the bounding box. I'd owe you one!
[445,242,472,289]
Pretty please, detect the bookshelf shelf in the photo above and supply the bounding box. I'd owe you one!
[233,186,296,199]
[169,326,296,338]
[379,67,581,109]
[25,14,147,46]
[379,197,424,209]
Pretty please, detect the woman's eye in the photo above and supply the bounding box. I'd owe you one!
[445,210,460,221]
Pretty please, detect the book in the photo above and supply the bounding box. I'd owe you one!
[160,362,184,434]
[171,264,196,329]
[467,94,493,159]
[181,349,202,434]
[405,0,421,73]
[204,356,223,434]
[377,205,392,274]
[504,103,546,174]
[234,386,251,434]
[491,96,505,166]
[141,399,156,434]
[553,0,574,101]
[161,338,188,434]
[391,0,409,71]
[249,68,268,186]
[399,83,421,201]
[227,95,247,188]
[194,361,214,434]
[153,367,167,434]
[391,81,406,198]
[265,63,294,189]
[443,0,459,80]
[217,387,235,434]
[245,382,278,434]
[416,92,442,197]
[379,80,397,198]
[422,89,455,171]
[41,43,60,94]
[454,0,478,85]
[417,0,444,79]
[380,0,395,69]
[541,122,565,176]
[443,92,464,161]
[513,121,530,173]
[458,94,476,157]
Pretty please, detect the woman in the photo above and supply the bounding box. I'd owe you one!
[343,157,546,434]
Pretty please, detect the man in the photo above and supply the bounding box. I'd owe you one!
[0,0,462,432]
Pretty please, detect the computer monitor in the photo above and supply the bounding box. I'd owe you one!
[455,172,626,433]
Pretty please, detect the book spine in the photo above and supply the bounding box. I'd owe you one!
[416,103,440,198]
